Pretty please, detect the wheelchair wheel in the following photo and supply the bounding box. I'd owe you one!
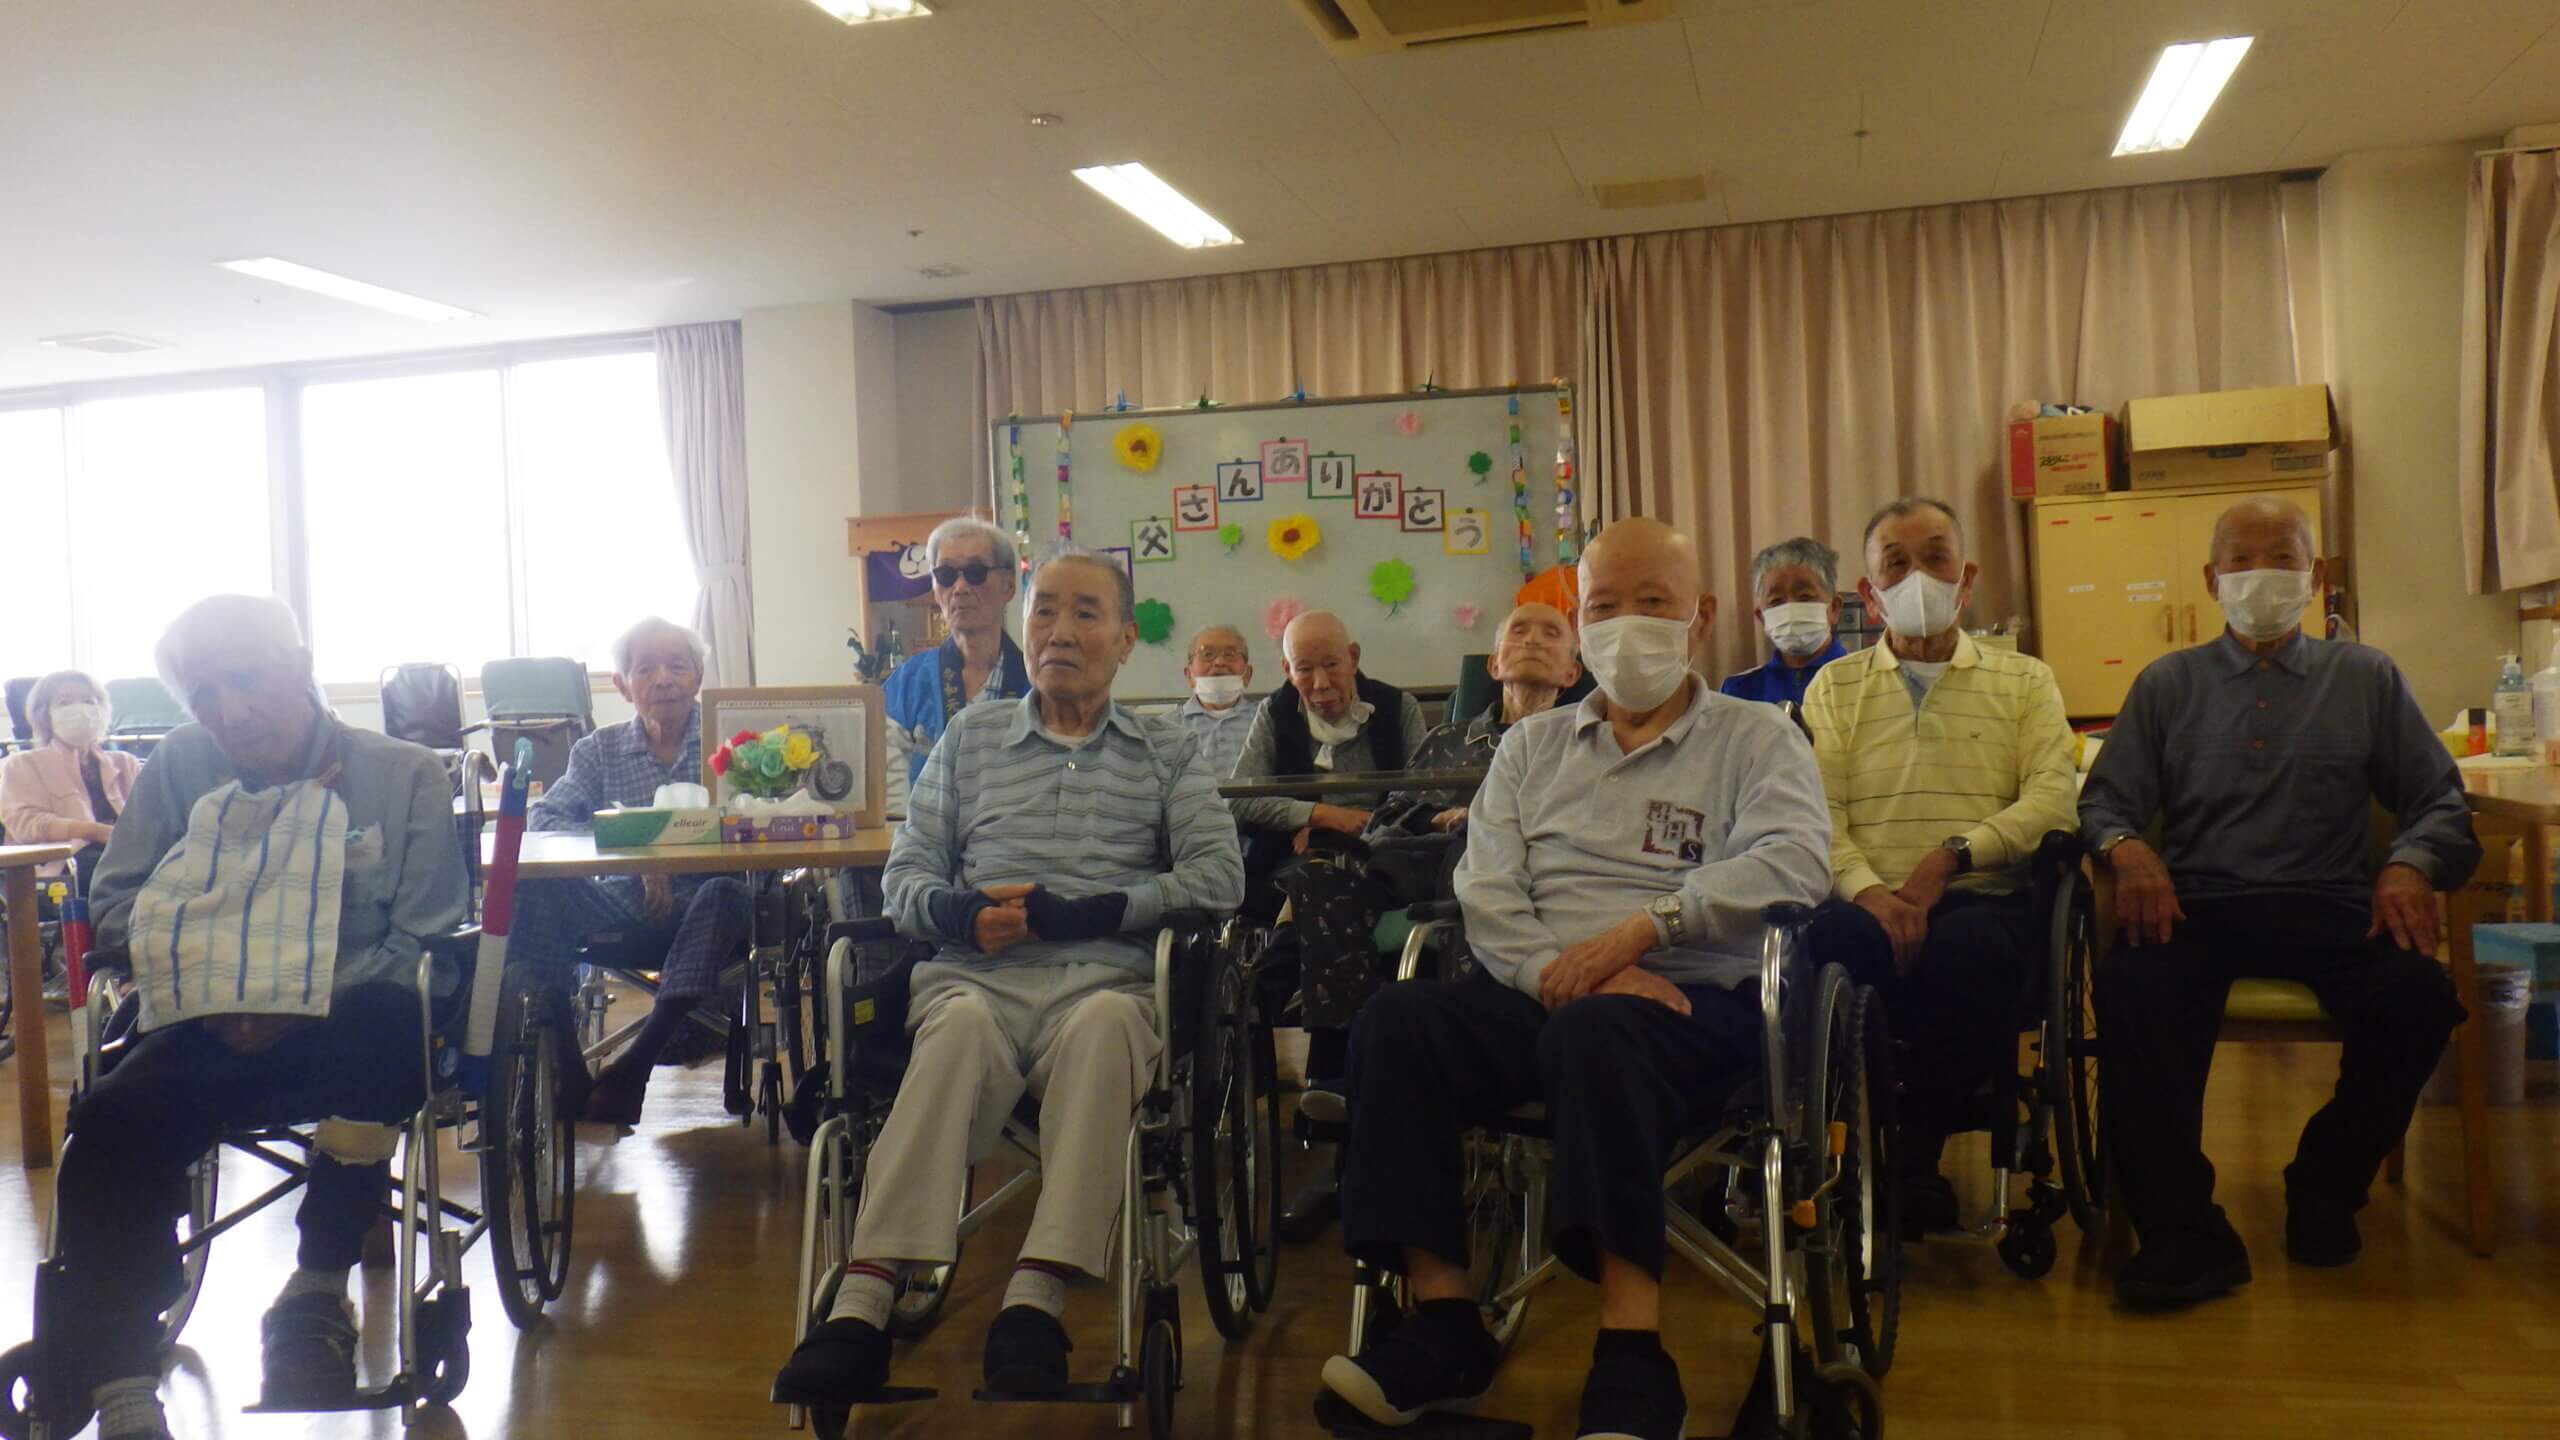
[1804,971,1900,1382]
[157,1150,220,1347]
[885,1166,970,1342]
[1809,1359,1885,1440]
[486,976,576,1329]
[1461,1136,1532,1356]
[2047,867,2107,1237]
[1140,1315,1180,1440]
[1190,939,1267,1341]
[1244,1009,1284,1312]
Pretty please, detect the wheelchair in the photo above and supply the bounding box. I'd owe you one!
[0,932,576,1438]
[1876,831,2106,1277]
[1332,901,1901,1440]
[774,909,1281,1440]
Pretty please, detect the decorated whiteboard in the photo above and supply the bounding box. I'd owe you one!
[990,386,1573,698]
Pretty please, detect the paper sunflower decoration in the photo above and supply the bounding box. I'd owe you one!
[1467,450,1494,478]
[1262,596,1304,641]
[1133,598,1176,646]
[1112,423,1163,473]
[1369,559,1417,614]
[1268,513,1321,562]
[1216,521,1244,552]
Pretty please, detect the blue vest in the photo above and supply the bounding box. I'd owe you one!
[881,633,1032,783]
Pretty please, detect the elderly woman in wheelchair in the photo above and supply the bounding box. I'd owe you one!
[6,596,469,1440]
[770,548,1247,1431]
[1320,520,1884,1440]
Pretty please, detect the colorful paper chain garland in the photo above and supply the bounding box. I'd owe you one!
[1508,393,1534,579]
[1056,410,1075,544]
[1007,419,1030,574]
[1555,383,1580,565]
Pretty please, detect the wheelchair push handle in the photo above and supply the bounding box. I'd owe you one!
[456,738,536,1096]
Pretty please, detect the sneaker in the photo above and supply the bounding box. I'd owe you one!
[1898,1174,1960,1240]
[259,1292,359,1407]
[1575,1334,1687,1440]
[1319,1297,1498,1427]
[2285,1190,2362,1268]
[982,1305,1072,1396]
[2114,1225,2252,1309]
[1299,1085,1349,1125]
[770,1317,892,1406]
[581,1064,648,1127]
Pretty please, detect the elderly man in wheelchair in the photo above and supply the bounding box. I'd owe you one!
[25,596,468,1440]
[1320,520,1841,1440]
[770,546,1244,1413]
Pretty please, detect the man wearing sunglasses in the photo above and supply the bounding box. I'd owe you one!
[883,518,1033,817]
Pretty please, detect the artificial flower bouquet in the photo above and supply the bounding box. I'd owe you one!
[709,725,858,842]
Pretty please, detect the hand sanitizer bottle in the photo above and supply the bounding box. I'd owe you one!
[2494,652,2533,757]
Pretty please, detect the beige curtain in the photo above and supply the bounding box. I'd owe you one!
[655,321,755,684]
[1583,177,2298,677]
[2460,149,2560,593]
[974,245,1581,511]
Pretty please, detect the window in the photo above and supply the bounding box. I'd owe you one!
[510,351,697,672]
[69,388,271,681]
[0,408,72,684]
[301,369,512,681]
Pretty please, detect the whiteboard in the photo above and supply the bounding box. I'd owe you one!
[989,387,1570,697]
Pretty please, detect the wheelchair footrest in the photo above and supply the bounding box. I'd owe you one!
[1313,1393,1531,1440]
[971,1379,1137,1405]
[244,1380,411,1414]
[768,1383,938,1407]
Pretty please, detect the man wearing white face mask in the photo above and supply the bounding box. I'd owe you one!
[1799,498,2078,1236]
[1173,624,1258,781]
[2081,496,2476,1309]
[1322,518,1829,1440]
[2,669,139,891]
[1720,537,1847,706]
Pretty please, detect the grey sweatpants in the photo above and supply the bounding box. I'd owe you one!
[850,959,1159,1278]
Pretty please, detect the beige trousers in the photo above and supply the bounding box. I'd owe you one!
[849,959,1159,1278]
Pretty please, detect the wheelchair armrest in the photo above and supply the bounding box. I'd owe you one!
[825,917,901,948]
[422,925,481,961]
[78,946,130,980]
[1406,898,1461,925]
[2032,829,2089,878]
[1760,901,1814,929]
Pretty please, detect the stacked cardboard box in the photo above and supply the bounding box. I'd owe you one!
[2123,383,2337,491]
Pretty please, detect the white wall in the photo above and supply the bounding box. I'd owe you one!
[893,305,981,514]
[2319,143,2518,720]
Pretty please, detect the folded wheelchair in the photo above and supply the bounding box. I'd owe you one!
[773,910,1281,1440]
[1333,901,1901,1440]
[0,944,576,1437]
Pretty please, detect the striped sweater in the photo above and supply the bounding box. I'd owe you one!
[1800,633,2078,899]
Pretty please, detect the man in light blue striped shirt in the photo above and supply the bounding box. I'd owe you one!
[774,548,1243,1409]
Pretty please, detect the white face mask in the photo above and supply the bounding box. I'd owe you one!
[1579,615,1695,712]
[1761,601,1833,659]
[50,702,105,748]
[1878,571,1961,639]
[1191,673,1246,707]
[2214,567,2313,643]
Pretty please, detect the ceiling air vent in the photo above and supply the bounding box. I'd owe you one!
[1291,0,1668,55]
[1591,174,1709,210]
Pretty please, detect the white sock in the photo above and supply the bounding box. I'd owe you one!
[92,1376,166,1439]
[1003,1260,1070,1319]
[278,1265,350,1306]
[828,1261,900,1329]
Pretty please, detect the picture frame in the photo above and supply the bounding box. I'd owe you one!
[1260,437,1309,482]
[1172,484,1218,531]
[1310,452,1354,499]
[1401,485,1446,532]
[1132,515,1177,563]
[1354,471,1401,519]
[1216,460,1264,502]
[700,684,886,833]
[1444,507,1492,555]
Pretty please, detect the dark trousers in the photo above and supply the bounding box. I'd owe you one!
[1805,891,2039,1151]
[1341,974,1759,1283]
[53,983,428,1383]
[2093,894,2464,1245]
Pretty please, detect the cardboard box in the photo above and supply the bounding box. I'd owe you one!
[2124,383,2337,490]
[2007,413,2118,498]
[592,806,721,848]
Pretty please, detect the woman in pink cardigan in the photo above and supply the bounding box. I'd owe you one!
[1,669,138,889]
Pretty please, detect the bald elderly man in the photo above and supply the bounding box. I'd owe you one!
[1228,611,1429,885]
[1389,601,1585,831]
[1323,518,1830,1440]
[2081,496,2476,1308]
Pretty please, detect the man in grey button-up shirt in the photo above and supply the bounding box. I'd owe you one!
[1320,519,1830,1439]
[2080,497,2476,1310]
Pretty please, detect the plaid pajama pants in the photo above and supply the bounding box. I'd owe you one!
[509,874,752,1004]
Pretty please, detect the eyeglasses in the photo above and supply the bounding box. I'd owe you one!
[933,561,998,588]
[1193,648,1246,665]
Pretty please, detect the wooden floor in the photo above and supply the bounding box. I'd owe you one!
[2,1007,2556,1440]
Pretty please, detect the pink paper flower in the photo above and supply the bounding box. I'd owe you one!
[1394,410,1422,437]
[1262,596,1304,641]
[1452,603,1482,629]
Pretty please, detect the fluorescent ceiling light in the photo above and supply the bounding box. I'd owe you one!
[37,332,170,354]
[1071,163,1241,249]
[216,258,480,321]
[2114,36,2253,156]
[807,0,931,23]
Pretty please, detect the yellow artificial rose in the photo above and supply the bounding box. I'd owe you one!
[782,734,817,770]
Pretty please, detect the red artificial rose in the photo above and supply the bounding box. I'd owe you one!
[709,749,730,775]
[730,729,760,748]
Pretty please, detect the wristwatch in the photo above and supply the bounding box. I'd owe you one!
[1647,893,1687,947]
[2095,831,2137,864]
[1940,835,1973,876]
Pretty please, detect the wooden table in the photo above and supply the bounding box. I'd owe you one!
[2,841,77,1167]
[490,829,895,880]
[1218,767,1489,800]
[2443,762,2560,1255]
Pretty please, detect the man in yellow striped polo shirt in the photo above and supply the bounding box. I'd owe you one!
[1801,497,2078,1235]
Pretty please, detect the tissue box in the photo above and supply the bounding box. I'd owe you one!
[720,813,856,844]
[592,807,721,848]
